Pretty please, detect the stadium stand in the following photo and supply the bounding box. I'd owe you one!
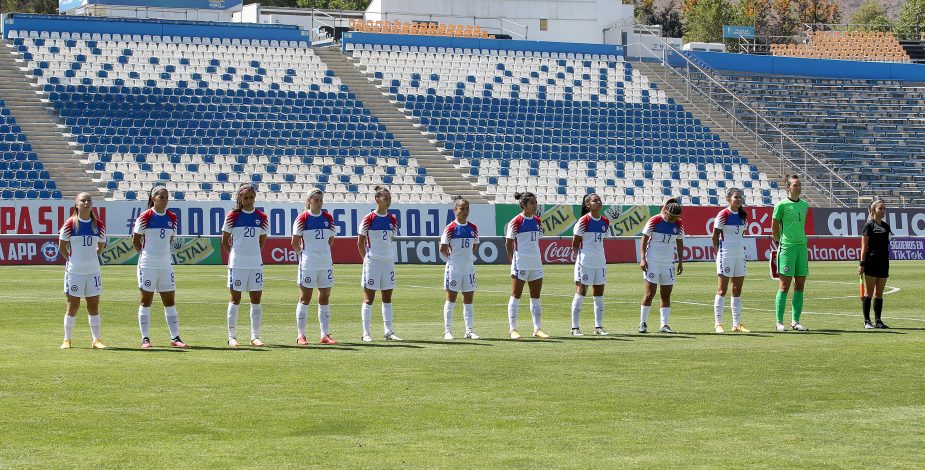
[771,31,910,63]
[0,97,60,199]
[680,70,925,206]
[5,31,450,203]
[349,20,491,38]
[348,43,784,205]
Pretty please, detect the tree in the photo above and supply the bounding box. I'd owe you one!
[897,0,925,39]
[683,0,736,43]
[735,0,773,38]
[657,1,684,38]
[2,0,57,14]
[297,0,371,10]
[769,0,799,38]
[245,0,300,7]
[794,0,841,26]
[850,1,892,32]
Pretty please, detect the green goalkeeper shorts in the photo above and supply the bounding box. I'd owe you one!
[777,244,809,278]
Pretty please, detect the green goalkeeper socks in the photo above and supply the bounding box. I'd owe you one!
[792,290,804,323]
[775,290,787,324]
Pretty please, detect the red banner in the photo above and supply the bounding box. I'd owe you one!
[753,238,860,261]
[678,206,781,237]
[0,236,65,265]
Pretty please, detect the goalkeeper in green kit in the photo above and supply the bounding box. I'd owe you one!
[771,175,810,332]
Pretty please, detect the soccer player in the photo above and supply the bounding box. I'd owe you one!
[772,174,810,332]
[711,188,751,333]
[133,185,187,348]
[639,198,684,334]
[358,186,402,342]
[221,184,269,347]
[859,199,891,329]
[440,196,480,340]
[570,193,611,336]
[505,191,548,339]
[58,192,106,349]
[292,188,338,345]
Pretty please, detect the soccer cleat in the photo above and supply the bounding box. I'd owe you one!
[296,335,309,346]
[864,321,875,330]
[443,331,454,341]
[250,338,266,347]
[510,330,522,340]
[91,339,107,349]
[170,336,188,348]
[659,325,675,334]
[791,322,808,332]
[638,322,648,333]
[714,324,725,333]
[464,331,480,339]
[593,327,610,336]
[571,328,584,336]
[141,337,153,349]
[776,323,788,333]
[228,338,239,348]
[320,335,337,345]
[874,321,890,329]
[533,329,550,339]
[732,324,751,333]
[384,332,403,341]
[60,339,71,349]
[361,334,373,343]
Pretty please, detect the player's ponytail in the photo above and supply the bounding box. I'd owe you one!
[147,184,168,209]
[867,198,885,220]
[725,187,747,222]
[662,197,682,217]
[374,185,390,200]
[452,195,468,209]
[580,193,592,216]
[233,183,256,213]
[514,191,536,209]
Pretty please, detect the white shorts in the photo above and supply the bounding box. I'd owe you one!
[643,261,676,286]
[137,266,175,293]
[228,267,264,292]
[64,271,102,298]
[362,258,395,291]
[511,264,544,282]
[575,263,607,286]
[716,255,747,278]
[444,263,476,292]
[299,266,334,289]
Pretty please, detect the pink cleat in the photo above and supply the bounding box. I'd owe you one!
[297,335,309,346]
[320,335,337,345]
[169,337,188,348]
[141,337,153,349]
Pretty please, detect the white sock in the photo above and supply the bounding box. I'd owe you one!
[443,300,455,332]
[660,307,671,327]
[640,305,651,324]
[319,304,331,337]
[165,305,180,338]
[382,303,394,334]
[714,294,725,325]
[507,296,519,331]
[361,303,372,336]
[731,297,743,327]
[593,296,604,328]
[571,293,585,329]
[227,303,239,339]
[463,303,474,331]
[138,306,151,338]
[250,303,262,340]
[64,315,76,340]
[88,314,101,340]
[296,302,308,337]
[530,297,542,331]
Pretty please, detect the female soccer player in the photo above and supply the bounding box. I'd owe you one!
[859,199,891,329]
[505,191,548,339]
[570,193,611,336]
[292,188,338,345]
[358,186,401,342]
[133,185,187,349]
[639,198,684,334]
[440,196,480,340]
[711,188,751,333]
[221,184,269,347]
[58,192,106,349]
[772,175,810,332]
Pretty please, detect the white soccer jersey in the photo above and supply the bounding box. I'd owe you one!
[360,211,398,261]
[223,209,268,269]
[505,213,543,271]
[293,210,337,270]
[574,214,610,269]
[714,208,747,258]
[133,209,177,269]
[440,220,479,265]
[642,214,684,264]
[59,217,104,275]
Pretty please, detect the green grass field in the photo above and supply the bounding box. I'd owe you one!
[1,261,923,468]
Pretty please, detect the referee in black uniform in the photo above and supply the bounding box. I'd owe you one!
[858,199,891,329]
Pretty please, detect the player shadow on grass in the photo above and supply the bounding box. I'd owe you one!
[105,347,189,353]
[187,345,273,351]
[272,344,360,351]
[478,338,564,344]
[888,327,925,331]
[630,333,696,339]
[404,339,493,347]
[346,342,424,349]
[811,328,905,335]
[555,335,633,342]
[682,332,772,338]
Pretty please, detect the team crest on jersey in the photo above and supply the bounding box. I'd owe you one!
[782,266,791,273]
[519,270,526,276]
[583,274,589,280]
[144,280,152,287]
[451,280,457,287]
[647,272,655,279]
[71,285,77,292]
[725,267,731,274]
[235,280,241,287]
[367,279,374,285]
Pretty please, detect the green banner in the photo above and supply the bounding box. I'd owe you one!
[99,237,223,265]
[495,204,658,237]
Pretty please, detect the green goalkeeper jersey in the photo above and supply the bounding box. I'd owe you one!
[772,198,809,246]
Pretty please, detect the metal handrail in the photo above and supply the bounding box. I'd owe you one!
[310,8,337,36]
[499,18,528,40]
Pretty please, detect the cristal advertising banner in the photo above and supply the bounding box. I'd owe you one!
[495,204,657,237]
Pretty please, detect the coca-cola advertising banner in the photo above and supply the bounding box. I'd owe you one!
[812,208,925,237]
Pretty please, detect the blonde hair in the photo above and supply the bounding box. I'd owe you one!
[69,192,100,234]
[305,188,323,210]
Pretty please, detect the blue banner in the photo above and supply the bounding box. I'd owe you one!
[723,25,755,39]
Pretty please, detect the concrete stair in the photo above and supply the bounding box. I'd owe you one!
[313,47,490,203]
[0,42,102,199]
